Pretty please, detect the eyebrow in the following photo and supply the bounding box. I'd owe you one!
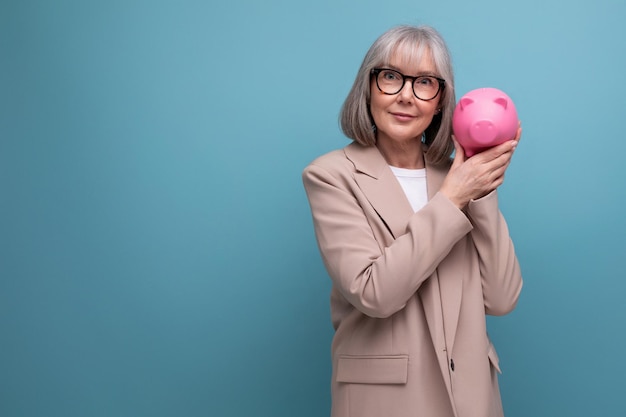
[383,64,440,78]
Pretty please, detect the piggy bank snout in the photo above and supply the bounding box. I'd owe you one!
[470,120,498,144]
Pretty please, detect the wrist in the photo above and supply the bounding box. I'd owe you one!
[440,189,467,210]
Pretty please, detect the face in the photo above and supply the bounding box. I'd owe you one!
[369,49,441,148]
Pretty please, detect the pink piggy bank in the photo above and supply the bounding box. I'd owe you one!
[452,87,519,157]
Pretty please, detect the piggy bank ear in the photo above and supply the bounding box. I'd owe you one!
[460,97,474,110]
[494,97,508,109]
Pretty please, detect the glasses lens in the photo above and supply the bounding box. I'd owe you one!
[413,76,440,100]
[376,69,403,94]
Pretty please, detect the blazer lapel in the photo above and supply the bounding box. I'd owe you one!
[424,159,463,354]
[344,143,413,239]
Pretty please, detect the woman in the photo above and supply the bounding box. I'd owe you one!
[302,25,523,417]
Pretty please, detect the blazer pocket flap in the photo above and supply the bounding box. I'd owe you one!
[336,355,408,384]
[487,344,502,374]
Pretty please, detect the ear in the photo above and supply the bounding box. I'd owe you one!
[494,97,508,109]
[460,97,474,110]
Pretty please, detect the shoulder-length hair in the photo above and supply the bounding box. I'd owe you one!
[340,25,456,167]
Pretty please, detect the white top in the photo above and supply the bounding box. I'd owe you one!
[389,166,428,212]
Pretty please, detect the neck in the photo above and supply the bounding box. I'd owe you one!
[376,139,425,169]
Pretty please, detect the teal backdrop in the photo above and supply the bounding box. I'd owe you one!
[2,0,625,416]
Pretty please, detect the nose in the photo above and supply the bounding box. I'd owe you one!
[398,78,415,100]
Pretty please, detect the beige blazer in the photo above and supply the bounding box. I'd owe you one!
[302,142,522,417]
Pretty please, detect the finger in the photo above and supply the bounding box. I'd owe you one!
[477,147,514,177]
[493,147,515,169]
[475,140,516,164]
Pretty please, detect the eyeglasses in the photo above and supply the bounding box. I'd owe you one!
[371,68,445,101]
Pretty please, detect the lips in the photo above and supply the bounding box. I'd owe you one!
[390,112,416,121]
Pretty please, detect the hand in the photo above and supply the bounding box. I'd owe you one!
[440,125,522,209]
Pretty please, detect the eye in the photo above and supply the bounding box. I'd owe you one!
[416,76,435,86]
[381,70,401,81]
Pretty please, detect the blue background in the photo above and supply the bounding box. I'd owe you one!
[2,0,625,416]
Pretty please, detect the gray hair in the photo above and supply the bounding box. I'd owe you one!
[339,25,456,166]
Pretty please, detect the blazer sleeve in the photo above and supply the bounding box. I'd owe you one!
[466,191,523,316]
[303,160,473,318]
